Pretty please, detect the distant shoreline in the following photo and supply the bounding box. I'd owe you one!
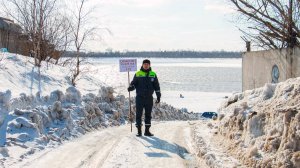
[62,51,242,58]
[73,56,242,58]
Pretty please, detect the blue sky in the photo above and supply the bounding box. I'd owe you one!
[86,0,245,52]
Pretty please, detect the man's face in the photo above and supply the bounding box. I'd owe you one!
[142,63,150,70]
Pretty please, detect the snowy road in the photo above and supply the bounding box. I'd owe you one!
[11,121,201,168]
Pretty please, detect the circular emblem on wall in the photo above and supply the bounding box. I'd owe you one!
[271,64,279,83]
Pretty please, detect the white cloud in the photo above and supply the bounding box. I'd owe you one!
[100,0,172,8]
[203,0,235,14]
[205,5,235,14]
[85,0,243,51]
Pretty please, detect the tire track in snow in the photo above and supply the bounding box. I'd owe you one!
[10,121,203,168]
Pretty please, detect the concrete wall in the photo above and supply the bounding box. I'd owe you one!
[293,48,300,77]
[0,29,21,54]
[0,29,8,48]
[243,48,300,91]
[0,29,33,56]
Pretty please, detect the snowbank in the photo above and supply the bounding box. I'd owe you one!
[0,86,198,161]
[192,121,243,168]
[216,78,300,167]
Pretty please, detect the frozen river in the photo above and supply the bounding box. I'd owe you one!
[89,57,242,112]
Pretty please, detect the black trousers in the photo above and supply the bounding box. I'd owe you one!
[135,95,153,127]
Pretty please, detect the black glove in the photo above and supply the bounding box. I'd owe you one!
[127,85,135,92]
[155,97,160,104]
[155,92,161,103]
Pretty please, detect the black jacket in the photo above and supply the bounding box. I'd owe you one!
[130,67,161,98]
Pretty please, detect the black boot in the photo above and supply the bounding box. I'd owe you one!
[136,126,142,137]
[144,126,154,136]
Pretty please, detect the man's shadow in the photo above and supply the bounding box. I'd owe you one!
[139,136,190,159]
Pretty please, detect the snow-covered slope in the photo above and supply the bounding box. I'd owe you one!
[0,53,104,97]
[216,78,300,167]
[0,53,198,166]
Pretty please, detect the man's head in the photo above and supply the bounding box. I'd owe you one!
[142,59,150,70]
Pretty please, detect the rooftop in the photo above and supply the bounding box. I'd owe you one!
[0,17,22,32]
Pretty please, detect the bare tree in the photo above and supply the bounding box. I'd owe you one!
[69,0,97,86]
[1,0,71,66]
[230,0,300,49]
[43,14,72,64]
[1,0,73,97]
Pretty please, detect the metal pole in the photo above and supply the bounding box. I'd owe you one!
[128,70,132,132]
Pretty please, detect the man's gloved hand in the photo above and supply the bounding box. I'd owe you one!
[155,97,160,104]
[155,92,161,103]
[127,85,135,92]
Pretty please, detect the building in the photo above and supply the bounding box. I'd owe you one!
[0,17,24,54]
[0,17,61,62]
[242,48,300,91]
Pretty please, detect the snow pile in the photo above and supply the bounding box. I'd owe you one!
[216,78,300,167]
[191,120,244,168]
[152,103,196,121]
[0,90,11,126]
[0,86,198,161]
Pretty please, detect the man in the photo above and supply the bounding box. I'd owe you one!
[127,59,161,136]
